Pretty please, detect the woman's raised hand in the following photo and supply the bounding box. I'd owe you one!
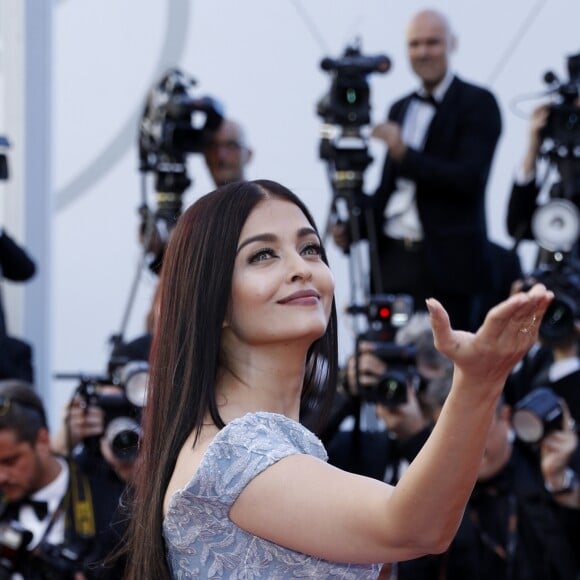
[427,284,554,389]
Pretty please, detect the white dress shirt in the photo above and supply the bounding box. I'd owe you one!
[19,456,68,549]
[383,70,454,241]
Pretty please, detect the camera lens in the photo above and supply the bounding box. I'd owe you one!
[539,295,576,344]
[512,387,564,443]
[117,361,149,407]
[375,372,408,407]
[105,417,142,461]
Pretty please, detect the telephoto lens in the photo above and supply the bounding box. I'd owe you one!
[512,387,564,443]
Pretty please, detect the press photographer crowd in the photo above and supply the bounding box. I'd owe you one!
[0,7,579,579]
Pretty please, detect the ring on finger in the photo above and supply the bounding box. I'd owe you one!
[518,313,538,335]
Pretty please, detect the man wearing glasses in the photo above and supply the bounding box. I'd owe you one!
[203,118,253,187]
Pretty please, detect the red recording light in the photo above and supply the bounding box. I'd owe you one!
[378,306,391,319]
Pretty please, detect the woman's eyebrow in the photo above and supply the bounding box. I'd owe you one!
[236,227,318,254]
[237,233,277,254]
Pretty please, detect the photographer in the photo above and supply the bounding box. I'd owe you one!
[401,380,579,579]
[52,358,149,578]
[53,383,141,478]
[536,319,580,423]
[507,97,580,261]
[141,117,252,277]
[507,102,551,242]
[0,380,123,579]
[507,50,580,264]
[505,269,580,423]
[454,394,578,579]
[540,400,580,510]
[203,118,253,187]
[52,378,143,579]
[327,312,452,480]
[125,117,254,364]
[330,9,502,331]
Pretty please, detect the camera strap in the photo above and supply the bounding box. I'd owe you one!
[66,459,96,539]
[27,459,96,552]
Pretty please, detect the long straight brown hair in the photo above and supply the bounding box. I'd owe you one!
[124,180,338,579]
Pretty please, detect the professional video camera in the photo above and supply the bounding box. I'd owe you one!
[316,40,394,321]
[541,52,580,156]
[138,68,224,233]
[531,52,580,260]
[347,294,414,342]
[348,294,419,407]
[56,360,148,462]
[110,69,224,367]
[317,39,391,201]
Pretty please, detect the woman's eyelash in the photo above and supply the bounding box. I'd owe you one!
[248,242,321,263]
[249,248,276,262]
[302,242,322,255]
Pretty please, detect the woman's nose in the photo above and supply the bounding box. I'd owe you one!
[288,254,313,283]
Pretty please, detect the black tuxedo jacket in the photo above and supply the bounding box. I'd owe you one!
[507,180,539,241]
[0,229,36,335]
[373,76,502,293]
[0,230,36,381]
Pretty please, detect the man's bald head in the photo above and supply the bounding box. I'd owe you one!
[406,9,456,92]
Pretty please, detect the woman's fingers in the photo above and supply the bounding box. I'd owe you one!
[478,284,553,343]
[425,298,452,351]
[427,285,554,377]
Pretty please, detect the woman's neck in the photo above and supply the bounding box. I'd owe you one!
[216,343,307,421]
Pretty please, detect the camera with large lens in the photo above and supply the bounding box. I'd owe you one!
[62,360,149,462]
[527,257,580,346]
[361,342,419,408]
[532,52,580,259]
[512,387,564,444]
[103,360,148,461]
[349,294,418,407]
[138,68,224,231]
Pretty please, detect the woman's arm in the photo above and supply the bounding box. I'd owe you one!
[230,285,554,564]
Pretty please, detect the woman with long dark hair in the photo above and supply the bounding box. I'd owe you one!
[125,179,552,579]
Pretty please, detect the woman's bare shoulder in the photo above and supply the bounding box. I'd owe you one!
[163,423,220,515]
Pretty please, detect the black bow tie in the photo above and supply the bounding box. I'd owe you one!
[413,92,439,108]
[21,498,49,520]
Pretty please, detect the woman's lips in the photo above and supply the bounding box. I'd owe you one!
[278,290,320,305]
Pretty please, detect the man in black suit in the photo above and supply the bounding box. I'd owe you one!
[0,228,36,381]
[333,9,502,330]
[0,380,127,578]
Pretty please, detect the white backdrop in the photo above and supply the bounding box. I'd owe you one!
[10,0,580,426]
